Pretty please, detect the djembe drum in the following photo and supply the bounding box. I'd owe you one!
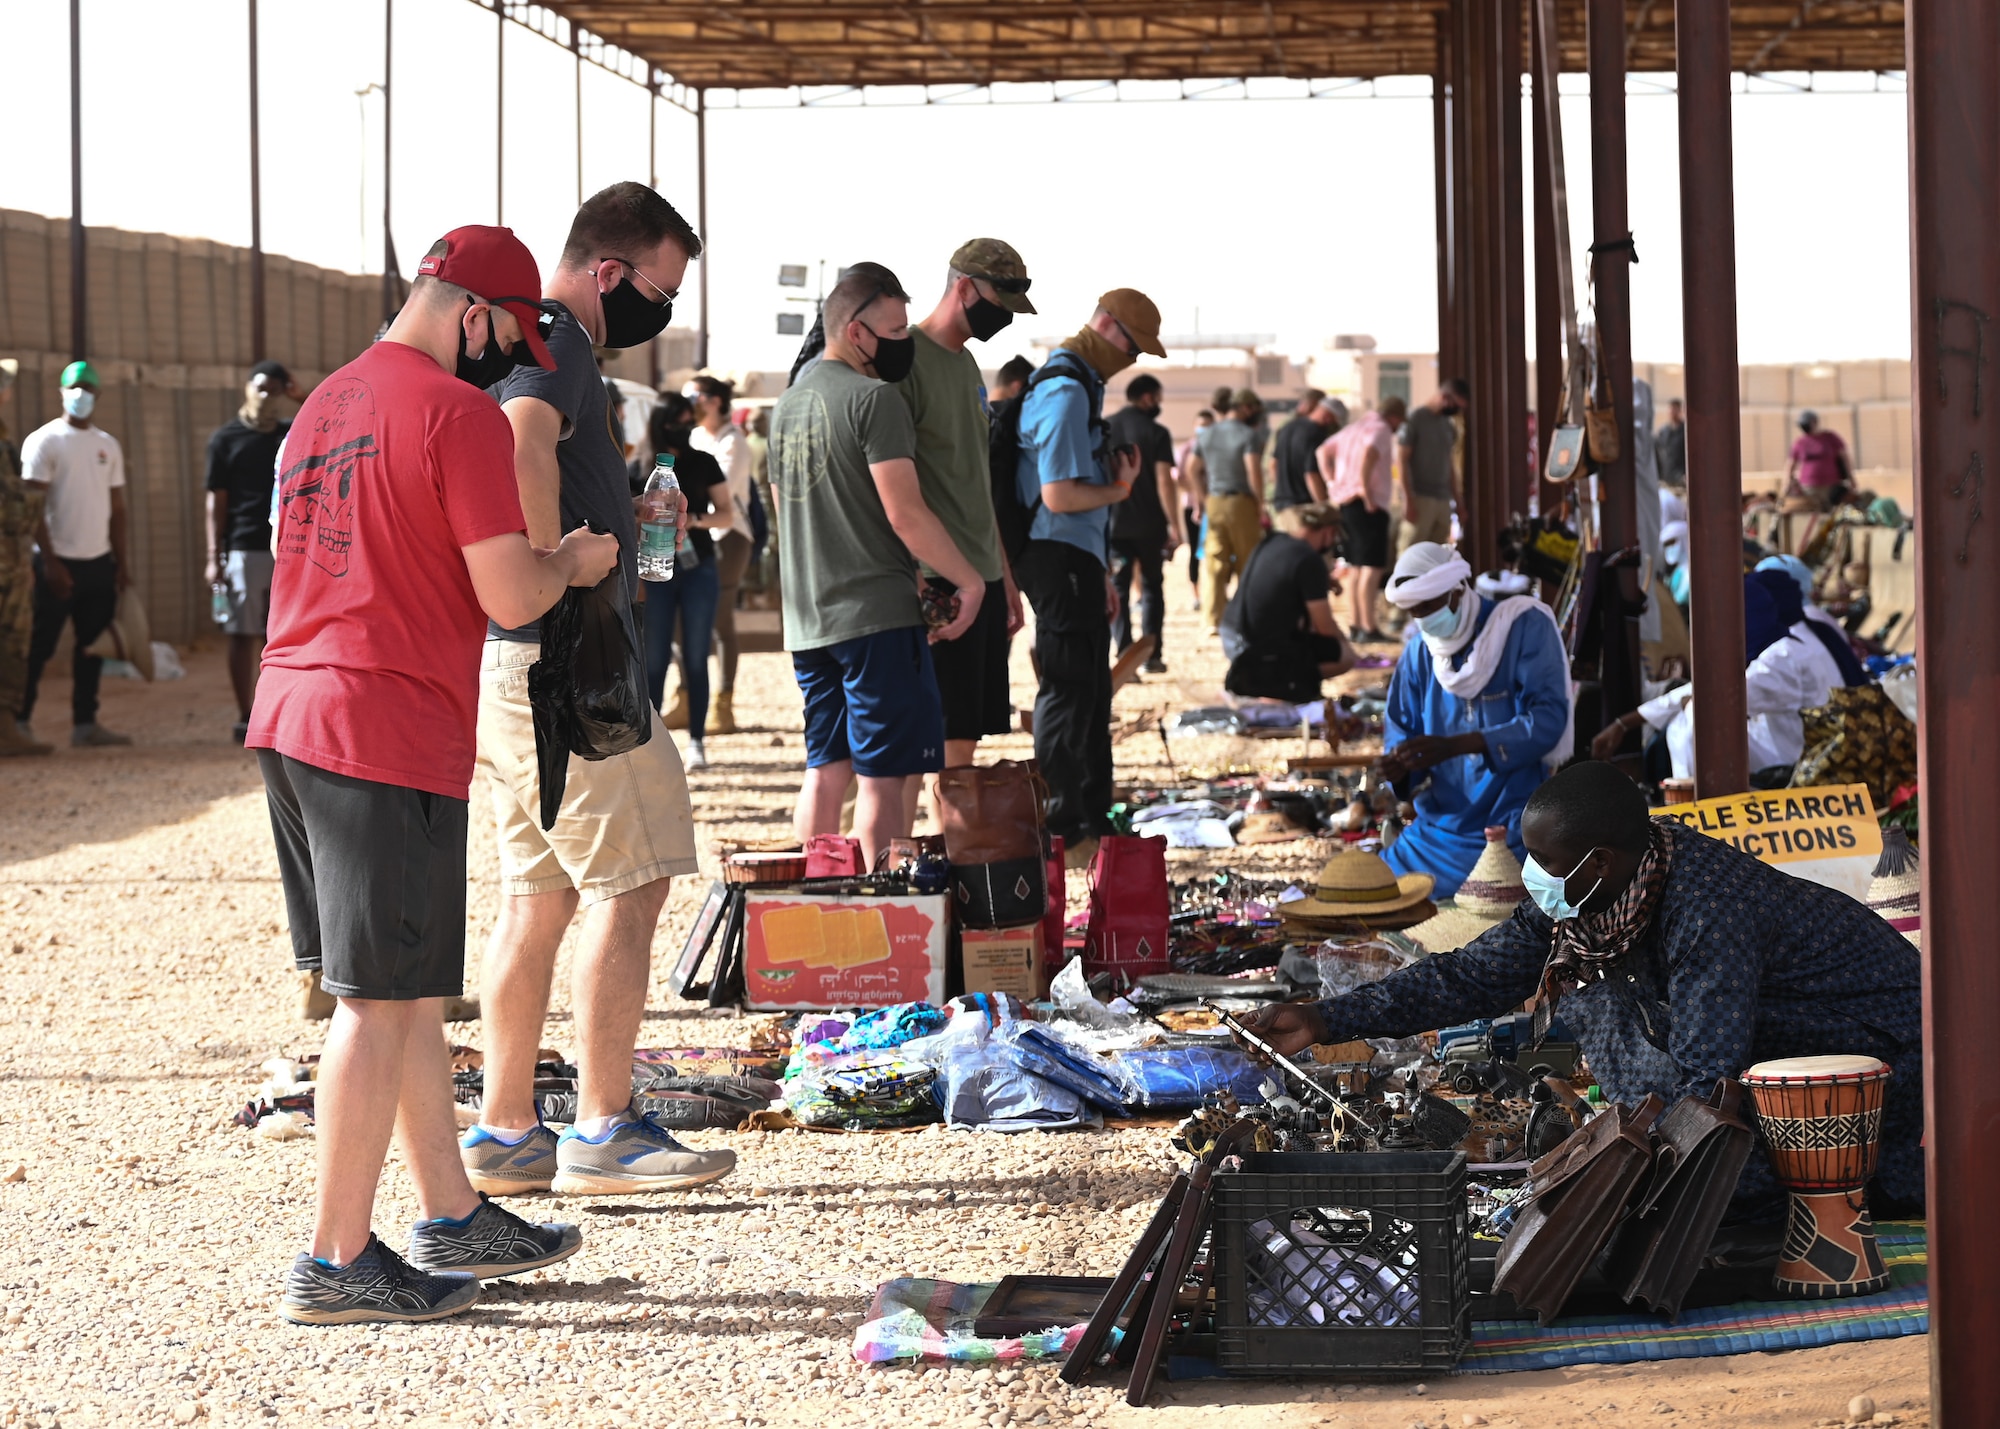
[1740,1055,1893,1298]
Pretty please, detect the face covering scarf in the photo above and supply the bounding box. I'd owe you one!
[1534,818,1680,1023]
[1064,326,1136,381]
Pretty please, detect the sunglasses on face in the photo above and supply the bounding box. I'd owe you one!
[970,273,1032,296]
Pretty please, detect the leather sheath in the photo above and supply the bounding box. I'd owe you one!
[1603,1079,1756,1319]
[1492,1095,1663,1326]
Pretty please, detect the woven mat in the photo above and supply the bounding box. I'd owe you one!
[1460,1222,1929,1373]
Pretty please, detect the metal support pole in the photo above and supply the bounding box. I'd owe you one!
[1433,29,1457,381]
[1450,0,1473,436]
[69,0,85,362]
[695,87,709,372]
[1587,0,1640,723]
[648,72,661,391]
[380,0,396,323]
[495,0,504,224]
[1908,2,2000,1418]
[1463,0,1505,574]
[248,0,265,361]
[1530,0,1563,512]
[572,25,583,208]
[1676,0,1747,795]
[1500,0,1528,522]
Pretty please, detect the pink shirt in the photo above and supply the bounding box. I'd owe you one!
[1325,411,1397,510]
[1792,429,1847,490]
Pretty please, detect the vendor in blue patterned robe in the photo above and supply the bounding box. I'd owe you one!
[1239,760,1925,1213]
[1375,543,1572,897]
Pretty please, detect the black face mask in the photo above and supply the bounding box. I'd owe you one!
[599,277,673,349]
[964,294,1014,343]
[455,316,530,390]
[861,323,917,383]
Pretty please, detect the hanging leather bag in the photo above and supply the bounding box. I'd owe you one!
[1081,835,1173,991]
[936,760,1051,929]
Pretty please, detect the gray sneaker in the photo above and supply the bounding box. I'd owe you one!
[550,1107,737,1196]
[406,1193,582,1278]
[460,1123,559,1195]
[71,723,132,747]
[281,1235,480,1325]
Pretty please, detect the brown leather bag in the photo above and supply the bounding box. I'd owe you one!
[1603,1079,1756,1319]
[936,761,1051,929]
[1492,1094,1662,1325]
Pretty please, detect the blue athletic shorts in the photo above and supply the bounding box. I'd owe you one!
[793,625,945,778]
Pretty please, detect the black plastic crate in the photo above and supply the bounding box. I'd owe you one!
[1212,1150,1470,1377]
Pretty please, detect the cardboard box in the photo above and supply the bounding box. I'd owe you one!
[961,924,1046,1000]
[742,892,947,1011]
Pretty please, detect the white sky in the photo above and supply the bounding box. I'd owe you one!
[0,0,1913,375]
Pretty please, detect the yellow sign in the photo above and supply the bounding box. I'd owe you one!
[1651,784,1882,866]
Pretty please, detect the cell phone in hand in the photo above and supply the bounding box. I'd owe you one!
[920,579,962,632]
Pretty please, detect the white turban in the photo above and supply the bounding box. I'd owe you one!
[1385,542,1472,609]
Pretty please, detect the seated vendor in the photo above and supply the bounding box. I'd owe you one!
[1375,542,1572,897]
[1239,759,1925,1214]
[1219,503,1355,702]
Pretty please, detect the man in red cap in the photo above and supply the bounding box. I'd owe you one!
[250,225,619,1325]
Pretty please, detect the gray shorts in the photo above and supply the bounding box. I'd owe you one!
[257,750,468,1001]
[224,549,274,636]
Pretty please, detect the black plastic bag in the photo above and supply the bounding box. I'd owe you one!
[529,555,651,830]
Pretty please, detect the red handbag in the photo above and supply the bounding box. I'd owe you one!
[804,835,864,879]
[1082,836,1171,991]
[1044,836,1068,977]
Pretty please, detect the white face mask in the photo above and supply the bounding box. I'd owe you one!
[62,388,96,420]
[1416,594,1464,640]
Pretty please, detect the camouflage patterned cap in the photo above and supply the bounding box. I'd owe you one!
[949,238,1036,315]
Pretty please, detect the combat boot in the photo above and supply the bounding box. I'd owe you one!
[709,691,739,734]
[661,688,690,731]
[0,721,51,756]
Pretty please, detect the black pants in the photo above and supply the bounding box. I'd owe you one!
[1016,539,1113,843]
[1109,538,1166,658]
[22,553,117,727]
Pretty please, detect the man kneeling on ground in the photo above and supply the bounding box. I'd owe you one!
[1219,502,1355,702]
[252,226,619,1324]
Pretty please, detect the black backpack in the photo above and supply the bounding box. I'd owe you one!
[988,352,1104,563]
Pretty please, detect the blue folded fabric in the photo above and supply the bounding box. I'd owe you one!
[996,1024,1130,1115]
[1112,1047,1270,1110]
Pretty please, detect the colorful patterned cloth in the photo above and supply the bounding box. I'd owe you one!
[853,1278,1092,1365]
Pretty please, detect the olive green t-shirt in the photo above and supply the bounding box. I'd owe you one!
[769,356,923,651]
[891,327,1005,584]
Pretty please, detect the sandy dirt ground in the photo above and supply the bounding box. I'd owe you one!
[0,587,1928,1429]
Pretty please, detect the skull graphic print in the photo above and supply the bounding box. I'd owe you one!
[279,377,377,578]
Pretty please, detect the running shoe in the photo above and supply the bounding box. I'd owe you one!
[281,1235,480,1326]
[406,1193,582,1278]
[460,1122,559,1195]
[549,1107,737,1196]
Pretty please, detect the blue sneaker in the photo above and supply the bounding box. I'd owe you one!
[460,1122,559,1195]
[281,1235,480,1325]
[407,1193,582,1278]
[549,1107,737,1196]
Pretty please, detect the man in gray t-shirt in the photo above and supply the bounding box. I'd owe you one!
[1396,378,1466,550]
[1190,389,1267,630]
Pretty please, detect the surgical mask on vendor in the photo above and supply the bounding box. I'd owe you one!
[62,387,96,420]
[1416,592,1466,640]
[1522,847,1604,922]
[1670,564,1691,605]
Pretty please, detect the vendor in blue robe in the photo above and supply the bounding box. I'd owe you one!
[1377,543,1572,897]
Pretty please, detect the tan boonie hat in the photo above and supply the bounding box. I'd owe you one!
[1098,288,1167,358]
[950,238,1037,315]
[1279,849,1435,920]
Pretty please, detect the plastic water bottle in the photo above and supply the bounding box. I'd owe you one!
[211,581,231,626]
[637,453,680,582]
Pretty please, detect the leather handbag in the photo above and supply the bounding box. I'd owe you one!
[1492,1095,1662,1325]
[1081,835,1172,992]
[1603,1079,1756,1319]
[936,760,1051,929]
[804,835,865,879]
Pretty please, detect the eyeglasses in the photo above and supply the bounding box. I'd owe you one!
[1108,315,1141,357]
[608,258,678,305]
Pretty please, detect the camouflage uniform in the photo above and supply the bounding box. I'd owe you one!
[0,424,41,721]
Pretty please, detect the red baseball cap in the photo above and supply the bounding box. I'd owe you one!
[416,225,555,369]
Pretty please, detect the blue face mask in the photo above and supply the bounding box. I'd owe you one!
[1521,848,1603,921]
[62,387,95,420]
[1669,564,1690,604]
[1416,595,1464,640]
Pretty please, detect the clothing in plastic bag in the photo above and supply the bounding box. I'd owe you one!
[529,553,651,829]
[993,1023,1129,1115]
[1110,1047,1269,1110]
[1245,1216,1422,1328]
[939,1039,1096,1132]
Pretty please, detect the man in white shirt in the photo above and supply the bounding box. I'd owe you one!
[19,360,132,746]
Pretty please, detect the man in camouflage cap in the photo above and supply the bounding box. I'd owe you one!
[0,359,52,756]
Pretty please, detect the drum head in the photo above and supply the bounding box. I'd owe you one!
[1743,1054,1887,1081]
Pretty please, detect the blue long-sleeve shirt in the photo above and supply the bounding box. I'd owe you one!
[1381,596,1571,896]
[1321,828,1925,1207]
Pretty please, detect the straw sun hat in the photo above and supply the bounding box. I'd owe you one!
[1866,827,1920,947]
[1406,827,1528,953]
[1279,849,1436,929]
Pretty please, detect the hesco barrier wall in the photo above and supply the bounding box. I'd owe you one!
[0,208,381,643]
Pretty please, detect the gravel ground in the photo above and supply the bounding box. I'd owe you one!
[0,596,1928,1429]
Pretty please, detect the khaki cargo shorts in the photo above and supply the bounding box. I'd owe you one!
[477,639,700,904]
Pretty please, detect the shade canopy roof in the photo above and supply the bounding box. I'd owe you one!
[542,1,1905,91]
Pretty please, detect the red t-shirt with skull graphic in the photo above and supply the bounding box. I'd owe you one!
[247,340,526,798]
